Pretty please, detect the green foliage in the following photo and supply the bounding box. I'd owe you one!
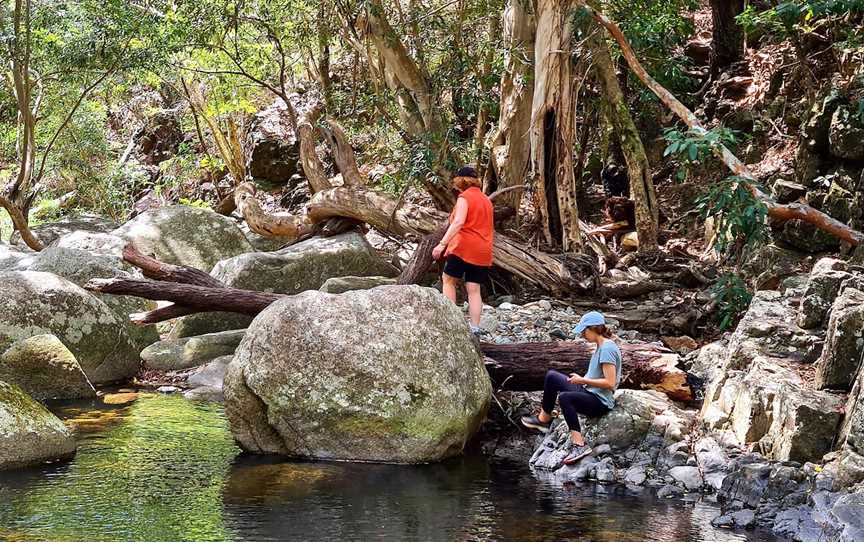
[711,273,753,330]
[178,198,210,209]
[738,0,864,40]
[695,176,769,257]
[663,127,740,181]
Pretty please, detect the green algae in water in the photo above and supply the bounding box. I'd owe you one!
[0,394,240,542]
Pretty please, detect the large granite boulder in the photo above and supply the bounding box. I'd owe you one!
[0,271,139,384]
[141,329,246,371]
[0,380,77,470]
[0,243,27,270]
[701,290,841,462]
[52,231,126,256]
[0,334,96,401]
[9,214,117,249]
[816,288,864,391]
[112,205,253,271]
[171,233,398,337]
[224,285,491,463]
[10,247,158,351]
[798,258,852,329]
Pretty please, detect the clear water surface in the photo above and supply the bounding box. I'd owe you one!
[0,393,779,542]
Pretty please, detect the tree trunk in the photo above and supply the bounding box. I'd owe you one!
[579,1,864,246]
[530,0,581,252]
[396,225,447,285]
[486,0,535,211]
[587,21,659,253]
[122,245,223,287]
[709,0,745,76]
[234,182,311,240]
[480,341,695,401]
[0,194,42,250]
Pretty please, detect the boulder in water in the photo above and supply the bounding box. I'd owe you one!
[0,334,96,401]
[112,205,254,271]
[224,285,491,463]
[0,380,77,470]
[171,232,398,337]
[0,271,139,384]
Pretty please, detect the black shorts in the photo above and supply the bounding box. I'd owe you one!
[443,255,490,284]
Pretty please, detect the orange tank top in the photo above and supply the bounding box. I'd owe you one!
[446,186,494,266]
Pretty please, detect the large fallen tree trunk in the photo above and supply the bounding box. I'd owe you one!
[84,273,695,401]
[576,1,864,246]
[480,341,695,402]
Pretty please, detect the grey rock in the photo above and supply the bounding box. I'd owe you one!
[669,466,704,491]
[768,382,844,463]
[816,288,864,391]
[186,355,233,390]
[772,179,808,203]
[594,463,616,482]
[0,243,27,270]
[52,231,127,256]
[0,380,77,470]
[0,334,96,401]
[780,219,840,253]
[11,247,158,351]
[624,465,647,485]
[157,386,180,394]
[113,205,254,271]
[657,484,683,499]
[183,386,224,403]
[0,271,139,384]
[729,509,756,529]
[245,99,300,187]
[798,266,853,329]
[319,275,397,294]
[172,232,398,337]
[224,285,491,463]
[830,105,864,160]
[10,214,117,249]
[141,329,246,372]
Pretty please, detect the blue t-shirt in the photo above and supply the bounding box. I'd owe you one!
[584,340,622,409]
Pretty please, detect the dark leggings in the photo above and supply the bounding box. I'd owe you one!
[541,370,610,432]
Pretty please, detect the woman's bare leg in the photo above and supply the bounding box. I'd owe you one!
[442,273,458,304]
[465,281,483,327]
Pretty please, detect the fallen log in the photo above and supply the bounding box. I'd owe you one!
[122,245,223,287]
[480,341,695,402]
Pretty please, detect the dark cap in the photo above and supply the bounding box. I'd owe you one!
[454,165,478,178]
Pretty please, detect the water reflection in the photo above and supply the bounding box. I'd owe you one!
[0,394,775,542]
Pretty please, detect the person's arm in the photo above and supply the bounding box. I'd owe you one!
[570,363,617,389]
[432,198,468,260]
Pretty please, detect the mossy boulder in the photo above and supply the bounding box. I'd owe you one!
[224,285,491,463]
[0,334,96,401]
[171,232,399,337]
[141,329,246,371]
[112,205,254,271]
[12,247,158,351]
[0,271,140,384]
[0,380,76,470]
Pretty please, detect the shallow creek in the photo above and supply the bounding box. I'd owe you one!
[0,393,779,541]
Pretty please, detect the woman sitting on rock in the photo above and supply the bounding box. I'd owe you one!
[432,165,494,336]
[521,311,622,464]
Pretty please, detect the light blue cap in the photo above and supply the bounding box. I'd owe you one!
[573,311,606,335]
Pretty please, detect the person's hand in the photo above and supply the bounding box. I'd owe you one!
[568,374,584,385]
[432,243,445,260]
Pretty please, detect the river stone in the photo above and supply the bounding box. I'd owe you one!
[319,275,397,294]
[0,271,140,384]
[11,247,159,351]
[668,466,704,491]
[112,205,254,271]
[187,355,233,389]
[830,105,864,160]
[141,329,246,371]
[816,288,864,391]
[0,334,96,401]
[224,285,491,463]
[0,380,76,470]
[798,266,853,329]
[171,232,398,337]
[10,214,117,249]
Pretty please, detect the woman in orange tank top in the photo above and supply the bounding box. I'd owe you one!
[432,166,495,335]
